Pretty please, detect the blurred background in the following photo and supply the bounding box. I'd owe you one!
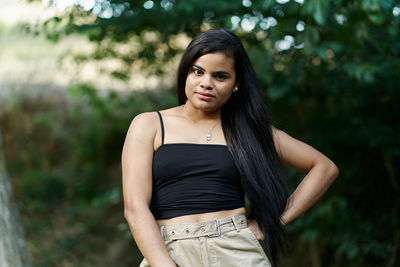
[0,0,399,266]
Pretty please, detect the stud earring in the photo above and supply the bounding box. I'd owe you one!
[233,87,239,92]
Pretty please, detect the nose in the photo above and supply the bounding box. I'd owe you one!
[200,74,213,89]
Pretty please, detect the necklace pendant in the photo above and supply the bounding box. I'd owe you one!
[206,133,212,141]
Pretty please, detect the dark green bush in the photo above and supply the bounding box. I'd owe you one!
[0,84,176,266]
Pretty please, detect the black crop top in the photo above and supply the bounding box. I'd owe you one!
[149,111,245,220]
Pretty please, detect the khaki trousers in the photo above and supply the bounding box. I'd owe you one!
[139,214,271,267]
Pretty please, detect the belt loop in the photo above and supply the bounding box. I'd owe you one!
[208,219,221,237]
[232,216,240,233]
[159,226,165,239]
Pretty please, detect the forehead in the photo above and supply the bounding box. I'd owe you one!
[192,52,235,72]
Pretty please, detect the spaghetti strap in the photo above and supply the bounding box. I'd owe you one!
[156,111,165,145]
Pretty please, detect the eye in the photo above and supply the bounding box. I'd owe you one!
[192,68,203,76]
[215,74,227,81]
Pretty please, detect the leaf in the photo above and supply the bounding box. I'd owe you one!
[302,0,330,25]
[267,85,290,100]
[367,13,387,25]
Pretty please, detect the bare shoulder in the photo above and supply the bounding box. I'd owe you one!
[158,105,183,118]
[270,125,307,156]
[271,125,299,142]
[126,111,160,142]
[270,125,280,135]
[131,111,159,127]
[270,125,283,148]
[270,125,336,174]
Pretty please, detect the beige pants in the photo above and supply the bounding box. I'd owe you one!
[139,214,271,267]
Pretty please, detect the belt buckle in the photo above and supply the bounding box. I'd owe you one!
[207,220,221,237]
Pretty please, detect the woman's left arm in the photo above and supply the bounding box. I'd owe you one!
[271,126,339,225]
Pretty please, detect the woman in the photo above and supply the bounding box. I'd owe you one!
[122,28,339,267]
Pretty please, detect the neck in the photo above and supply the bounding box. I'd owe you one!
[182,102,221,123]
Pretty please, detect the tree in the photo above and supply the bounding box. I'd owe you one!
[0,129,31,267]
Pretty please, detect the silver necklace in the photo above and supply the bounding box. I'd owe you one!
[182,106,220,141]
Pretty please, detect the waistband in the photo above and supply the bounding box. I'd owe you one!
[159,214,248,240]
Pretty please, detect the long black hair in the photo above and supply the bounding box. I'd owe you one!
[176,28,289,264]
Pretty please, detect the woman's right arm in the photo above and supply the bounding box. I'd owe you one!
[121,112,176,267]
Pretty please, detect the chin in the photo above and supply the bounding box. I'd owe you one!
[193,102,220,112]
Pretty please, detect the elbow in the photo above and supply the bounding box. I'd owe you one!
[327,161,339,182]
[124,203,150,224]
[124,208,135,222]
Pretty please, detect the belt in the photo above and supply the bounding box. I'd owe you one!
[159,214,248,240]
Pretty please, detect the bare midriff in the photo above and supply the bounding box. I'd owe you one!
[156,207,247,225]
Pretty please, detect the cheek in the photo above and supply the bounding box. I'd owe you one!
[217,90,233,105]
[184,77,190,94]
[224,91,234,101]
[221,85,235,98]
[185,75,196,90]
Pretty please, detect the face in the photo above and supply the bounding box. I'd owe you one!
[184,52,237,112]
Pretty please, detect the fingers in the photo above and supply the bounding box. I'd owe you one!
[247,219,265,241]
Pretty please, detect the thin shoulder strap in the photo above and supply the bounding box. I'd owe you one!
[156,111,165,145]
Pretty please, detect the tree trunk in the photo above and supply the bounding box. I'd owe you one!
[0,129,31,267]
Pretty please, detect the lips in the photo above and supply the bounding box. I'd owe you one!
[195,92,215,101]
[196,92,215,98]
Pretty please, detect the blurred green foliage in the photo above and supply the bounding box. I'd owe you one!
[0,86,176,266]
[9,0,400,266]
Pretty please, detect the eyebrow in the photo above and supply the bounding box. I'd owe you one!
[192,64,232,77]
